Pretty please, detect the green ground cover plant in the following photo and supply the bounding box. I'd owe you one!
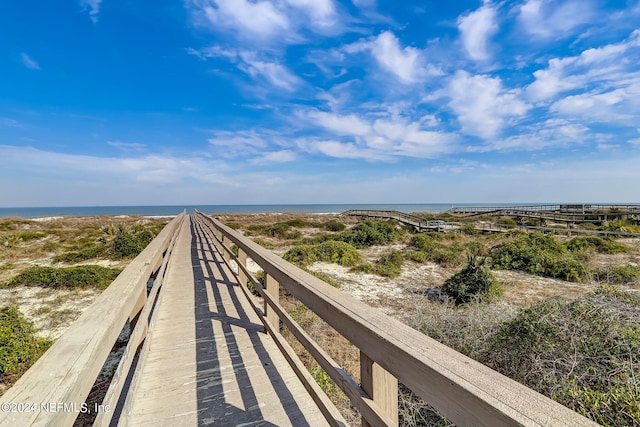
[0,305,52,382]
[4,265,122,289]
[324,220,346,232]
[565,236,629,254]
[351,250,405,278]
[408,234,464,267]
[490,232,591,281]
[595,265,640,284]
[339,220,404,248]
[284,241,361,267]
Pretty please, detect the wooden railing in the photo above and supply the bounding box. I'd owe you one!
[194,211,597,426]
[342,209,453,232]
[0,212,186,427]
[344,209,640,237]
[449,203,640,215]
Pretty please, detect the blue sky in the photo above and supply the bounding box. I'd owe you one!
[1,0,640,207]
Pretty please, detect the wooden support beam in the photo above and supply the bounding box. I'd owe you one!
[360,351,398,427]
[265,273,279,331]
[238,248,248,289]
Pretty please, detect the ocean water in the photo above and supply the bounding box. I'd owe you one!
[0,203,523,218]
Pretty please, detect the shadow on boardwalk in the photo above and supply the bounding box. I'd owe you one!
[190,220,311,426]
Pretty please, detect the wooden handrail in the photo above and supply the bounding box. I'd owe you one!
[195,212,597,426]
[343,209,640,237]
[0,212,186,427]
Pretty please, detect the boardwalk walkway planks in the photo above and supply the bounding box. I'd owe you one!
[120,216,328,426]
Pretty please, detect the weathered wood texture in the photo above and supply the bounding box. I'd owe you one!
[196,212,599,427]
[119,217,329,426]
[0,213,186,427]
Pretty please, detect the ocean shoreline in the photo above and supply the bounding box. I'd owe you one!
[0,202,558,219]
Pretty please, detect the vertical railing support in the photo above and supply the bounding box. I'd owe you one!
[238,249,248,289]
[360,351,398,427]
[264,273,280,331]
[221,236,229,262]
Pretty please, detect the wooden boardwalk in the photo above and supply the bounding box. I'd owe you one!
[120,217,328,426]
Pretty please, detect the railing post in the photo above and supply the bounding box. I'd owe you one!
[221,236,229,262]
[264,273,280,330]
[238,248,248,288]
[360,351,398,426]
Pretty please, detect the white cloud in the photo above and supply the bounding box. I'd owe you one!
[0,145,225,185]
[483,119,592,151]
[196,0,289,40]
[237,52,302,91]
[79,0,102,23]
[251,150,297,164]
[457,3,498,61]
[107,141,146,152]
[187,46,303,91]
[300,108,456,159]
[284,0,337,31]
[297,139,387,161]
[518,0,593,40]
[20,53,40,70]
[446,71,529,139]
[344,31,437,84]
[208,130,268,156]
[527,30,640,102]
[186,0,341,42]
[305,110,370,136]
[550,86,639,122]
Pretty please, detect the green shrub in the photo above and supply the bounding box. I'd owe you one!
[53,245,106,263]
[225,222,242,230]
[340,220,404,248]
[258,222,304,239]
[5,265,122,289]
[315,241,361,266]
[351,263,377,274]
[460,223,477,235]
[604,220,630,232]
[284,241,361,267]
[376,251,405,278]
[429,247,463,267]
[484,287,640,425]
[409,235,463,267]
[566,236,628,254]
[443,256,503,304]
[284,219,309,228]
[490,232,591,282]
[110,226,155,258]
[595,265,640,284]
[0,305,52,381]
[283,245,316,265]
[324,220,346,232]
[407,251,427,263]
[410,234,435,252]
